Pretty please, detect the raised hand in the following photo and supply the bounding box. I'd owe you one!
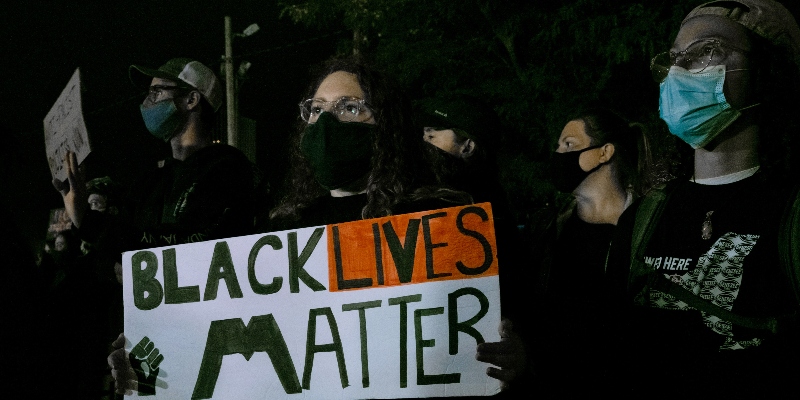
[51,150,87,228]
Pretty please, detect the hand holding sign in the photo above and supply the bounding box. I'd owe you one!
[476,318,527,390]
[108,333,170,396]
[122,203,505,398]
[108,333,137,395]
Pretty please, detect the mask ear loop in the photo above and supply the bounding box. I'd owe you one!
[579,144,609,175]
[737,103,760,111]
[723,68,761,112]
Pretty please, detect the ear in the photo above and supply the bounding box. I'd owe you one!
[460,139,476,159]
[184,90,202,111]
[598,143,615,163]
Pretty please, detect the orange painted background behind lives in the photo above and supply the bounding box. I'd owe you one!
[327,203,498,292]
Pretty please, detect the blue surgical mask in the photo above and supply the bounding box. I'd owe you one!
[659,65,742,149]
[139,100,184,142]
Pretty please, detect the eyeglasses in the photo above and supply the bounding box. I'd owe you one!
[650,39,749,82]
[146,85,186,103]
[299,97,374,123]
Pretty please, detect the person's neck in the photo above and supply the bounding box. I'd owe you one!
[694,123,760,180]
[573,167,631,225]
[170,118,209,161]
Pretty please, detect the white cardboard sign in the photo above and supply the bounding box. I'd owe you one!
[123,203,502,399]
[44,68,91,181]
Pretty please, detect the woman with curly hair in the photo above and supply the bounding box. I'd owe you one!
[264,55,527,395]
[266,55,464,229]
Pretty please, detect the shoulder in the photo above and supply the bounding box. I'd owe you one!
[191,144,252,166]
[184,144,258,183]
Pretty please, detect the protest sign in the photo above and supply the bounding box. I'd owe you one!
[123,203,502,399]
[44,68,91,182]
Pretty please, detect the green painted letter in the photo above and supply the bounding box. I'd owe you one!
[192,315,301,399]
[415,307,460,385]
[204,241,243,301]
[131,250,163,311]
[163,248,200,304]
[388,294,423,388]
[448,287,489,354]
[302,307,349,389]
[248,235,284,295]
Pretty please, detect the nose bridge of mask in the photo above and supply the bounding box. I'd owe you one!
[660,65,730,115]
[659,64,742,149]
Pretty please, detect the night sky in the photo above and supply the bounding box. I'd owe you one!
[2,1,343,248]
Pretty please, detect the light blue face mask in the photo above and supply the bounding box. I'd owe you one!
[139,100,184,142]
[659,65,744,149]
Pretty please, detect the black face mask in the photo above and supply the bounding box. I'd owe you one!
[422,142,469,189]
[550,145,604,193]
[300,112,375,190]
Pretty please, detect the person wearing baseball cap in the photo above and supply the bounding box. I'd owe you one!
[46,58,266,395]
[604,1,800,397]
[129,58,223,158]
[416,96,531,365]
[416,95,504,206]
[55,57,259,239]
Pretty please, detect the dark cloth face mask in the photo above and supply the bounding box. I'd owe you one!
[422,142,469,188]
[140,99,184,142]
[300,112,375,190]
[550,144,604,193]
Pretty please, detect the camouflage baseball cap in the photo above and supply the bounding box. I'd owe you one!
[682,0,800,62]
[130,58,223,112]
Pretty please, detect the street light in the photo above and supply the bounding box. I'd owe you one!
[238,24,260,38]
[224,17,259,149]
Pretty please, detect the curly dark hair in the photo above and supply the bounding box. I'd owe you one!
[270,55,437,222]
[569,108,655,196]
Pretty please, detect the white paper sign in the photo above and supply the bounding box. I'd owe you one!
[44,68,90,181]
[123,203,503,399]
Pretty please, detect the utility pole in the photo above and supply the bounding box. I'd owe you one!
[224,16,237,148]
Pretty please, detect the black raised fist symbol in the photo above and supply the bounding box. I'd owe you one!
[129,336,164,396]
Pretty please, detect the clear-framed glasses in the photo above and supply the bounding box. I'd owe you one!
[650,39,749,82]
[299,96,374,123]
[146,85,186,103]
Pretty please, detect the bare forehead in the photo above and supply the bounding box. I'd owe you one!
[313,71,365,101]
[150,77,179,86]
[559,120,588,141]
[674,15,752,50]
